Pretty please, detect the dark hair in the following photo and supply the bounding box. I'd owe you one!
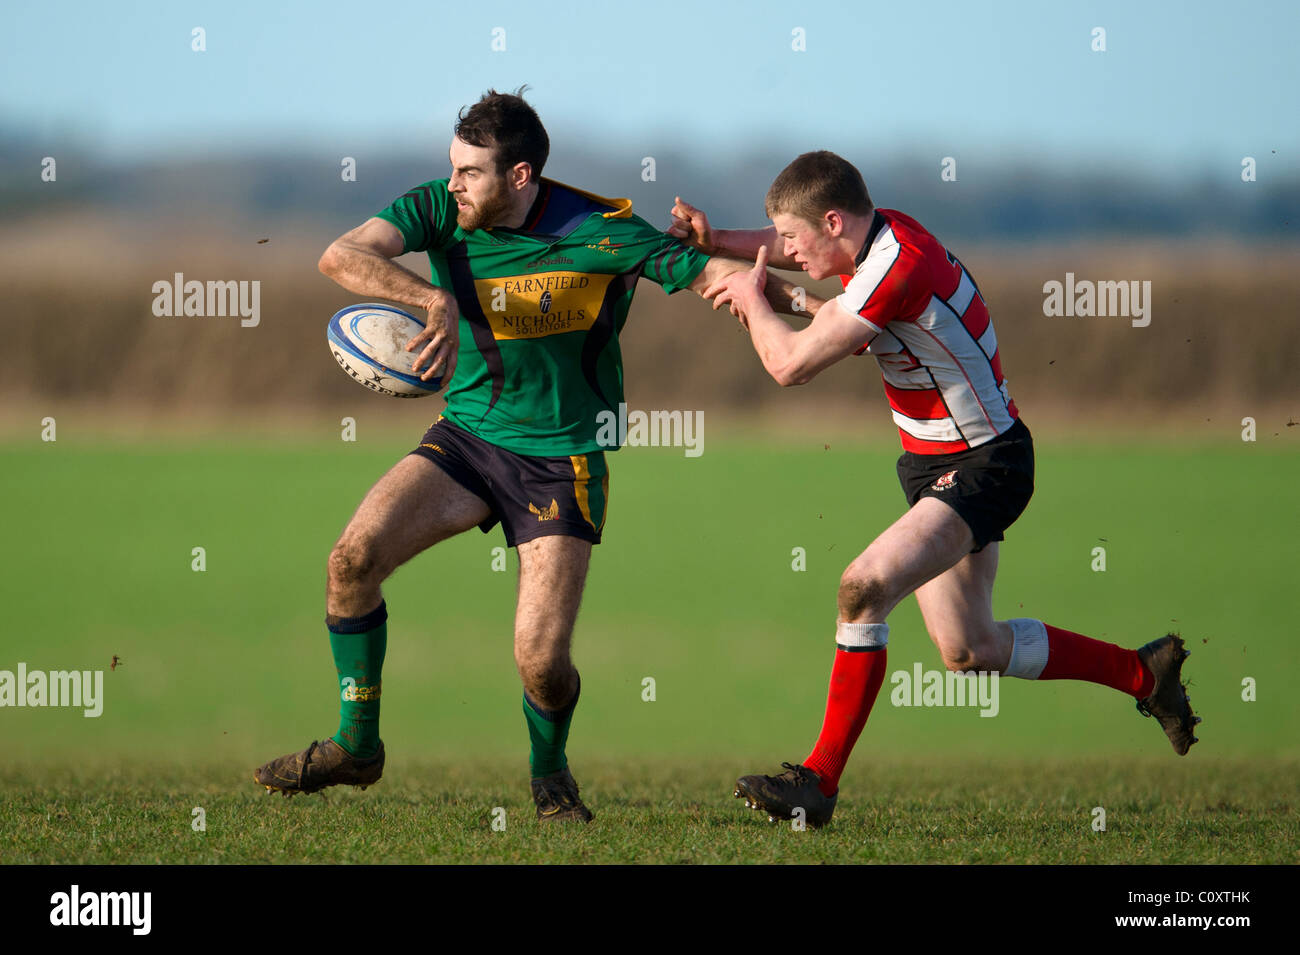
[764,150,872,223]
[455,86,550,179]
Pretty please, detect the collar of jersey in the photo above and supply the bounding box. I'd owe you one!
[479,178,634,244]
[853,209,889,267]
[544,178,634,220]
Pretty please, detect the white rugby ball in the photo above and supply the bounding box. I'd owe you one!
[327,303,442,397]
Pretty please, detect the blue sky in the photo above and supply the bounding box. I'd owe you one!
[3,0,1296,177]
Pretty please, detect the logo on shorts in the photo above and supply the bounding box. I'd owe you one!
[420,442,446,455]
[931,469,958,491]
[529,499,559,521]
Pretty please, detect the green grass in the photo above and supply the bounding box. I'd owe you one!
[2,757,1294,864]
[1,430,1296,862]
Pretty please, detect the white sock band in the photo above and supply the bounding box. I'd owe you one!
[836,622,889,652]
[1005,618,1049,679]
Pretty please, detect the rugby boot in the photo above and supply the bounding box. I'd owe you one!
[1135,634,1200,755]
[255,738,385,797]
[531,766,594,823]
[735,762,837,827]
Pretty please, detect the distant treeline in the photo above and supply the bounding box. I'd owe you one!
[1,126,1296,242]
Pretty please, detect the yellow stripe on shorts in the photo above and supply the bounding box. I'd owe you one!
[570,454,596,532]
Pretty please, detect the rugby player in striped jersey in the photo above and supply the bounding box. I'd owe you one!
[671,151,1198,828]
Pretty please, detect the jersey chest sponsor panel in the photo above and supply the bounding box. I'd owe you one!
[443,243,639,456]
[473,270,612,340]
[376,178,707,456]
[837,209,1019,454]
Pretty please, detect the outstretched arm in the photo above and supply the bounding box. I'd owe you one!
[704,248,874,386]
[669,197,802,271]
[687,254,824,318]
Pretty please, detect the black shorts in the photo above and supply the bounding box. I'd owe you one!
[408,418,610,548]
[896,418,1035,553]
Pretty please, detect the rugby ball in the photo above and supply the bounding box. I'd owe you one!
[327,303,442,397]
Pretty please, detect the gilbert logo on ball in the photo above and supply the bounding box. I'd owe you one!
[327,303,442,397]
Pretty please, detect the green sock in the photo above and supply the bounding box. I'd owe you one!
[522,673,580,777]
[328,601,388,758]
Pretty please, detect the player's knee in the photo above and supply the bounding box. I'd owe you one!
[327,536,378,589]
[837,567,893,620]
[934,626,1000,673]
[939,645,982,673]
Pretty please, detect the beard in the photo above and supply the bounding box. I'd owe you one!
[455,178,512,231]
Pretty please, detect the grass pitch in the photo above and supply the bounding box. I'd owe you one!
[3,757,1295,864]
[2,427,1296,863]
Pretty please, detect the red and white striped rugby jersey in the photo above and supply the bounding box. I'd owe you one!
[836,209,1020,454]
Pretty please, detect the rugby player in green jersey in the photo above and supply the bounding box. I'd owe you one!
[254,89,821,821]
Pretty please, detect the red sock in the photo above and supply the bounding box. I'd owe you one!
[1040,624,1153,697]
[803,647,888,797]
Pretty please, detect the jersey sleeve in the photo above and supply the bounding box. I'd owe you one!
[375,179,460,254]
[835,235,925,340]
[625,222,710,294]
